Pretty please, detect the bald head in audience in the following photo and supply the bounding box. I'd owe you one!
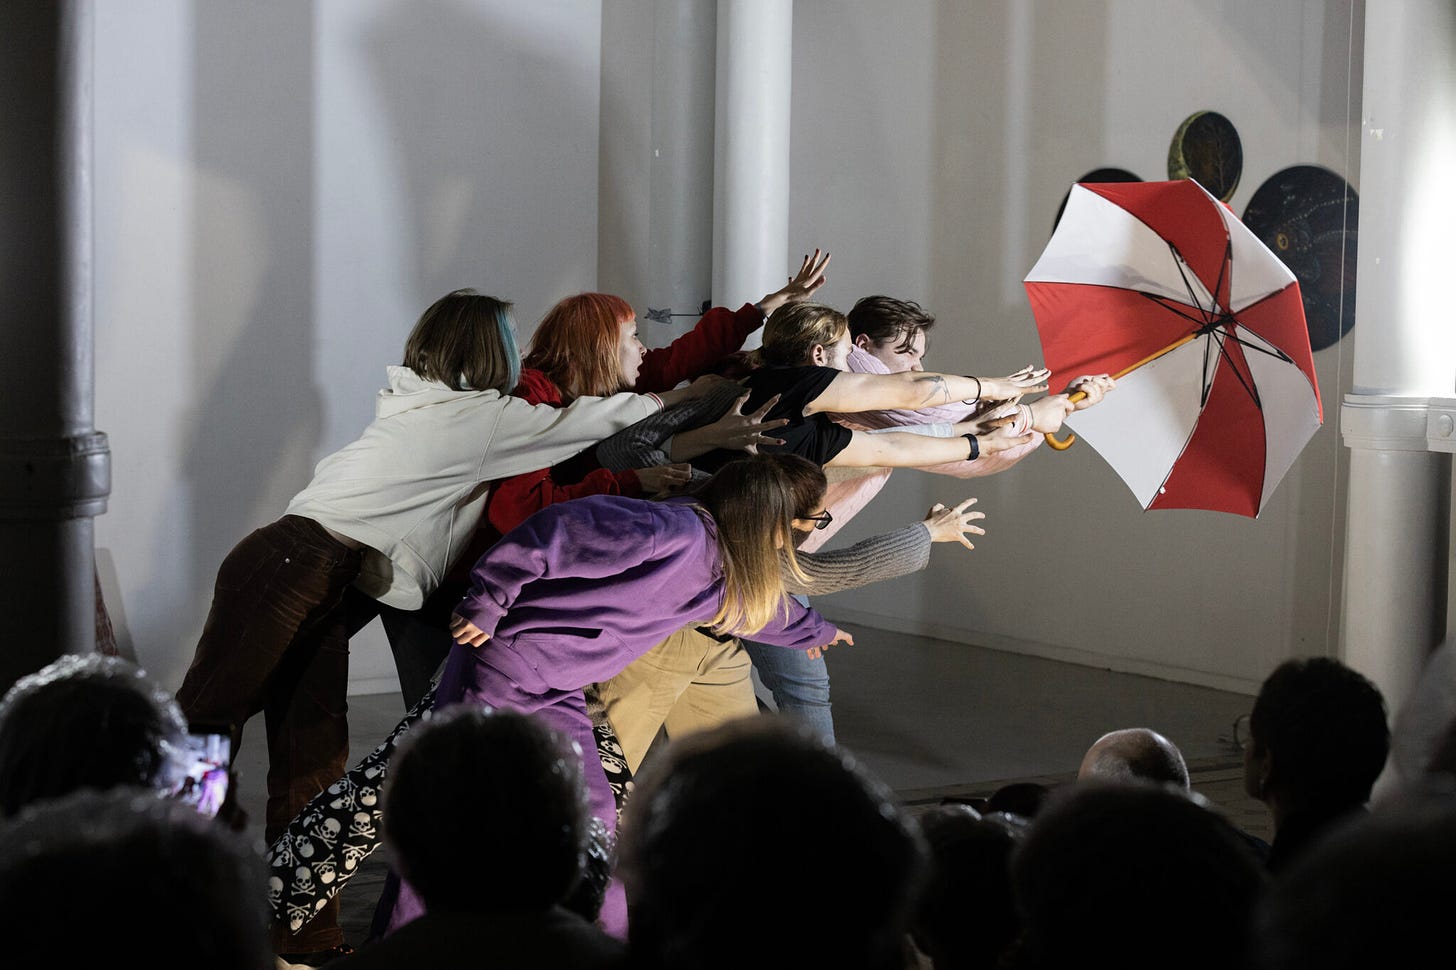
[1078,728,1190,790]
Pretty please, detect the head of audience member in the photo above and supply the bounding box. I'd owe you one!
[984,781,1052,821]
[1077,727,1191,791]
[618,716,929,970]
[382,704,592,916]
[847,295,936,373]
[524,292,643,398]
[0,786,272,969]
[757,302,851,370]
[1244,657,1389,829]
[403,288,521,394]
[690,453,828,636]
[1380,638,1456,803]
[0,654,191,819]
[1008,782,1267,970]
[910,803,1026,970]
[1253,796,1456,970]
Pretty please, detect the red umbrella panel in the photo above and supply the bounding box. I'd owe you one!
[1024,179,1322,518]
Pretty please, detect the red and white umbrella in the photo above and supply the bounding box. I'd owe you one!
[1024,179,1322,518]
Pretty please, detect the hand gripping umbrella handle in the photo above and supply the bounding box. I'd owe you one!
[1045,331,1201,452]
[1045,390,1090,450]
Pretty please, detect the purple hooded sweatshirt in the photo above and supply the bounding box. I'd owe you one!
[379,494,835,940]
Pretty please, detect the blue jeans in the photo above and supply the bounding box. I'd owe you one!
[742,594,834,743]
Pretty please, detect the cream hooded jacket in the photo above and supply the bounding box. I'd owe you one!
[285,365,660,609]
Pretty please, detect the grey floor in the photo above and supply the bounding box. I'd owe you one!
[237,622,1272,947]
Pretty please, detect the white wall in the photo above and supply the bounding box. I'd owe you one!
[793,0,1363,693]
[92,0,604,691]
[90,0,1363,698]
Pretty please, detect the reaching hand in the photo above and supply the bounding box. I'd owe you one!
[701,392,789,453]
[923,497,985,550]
[977,365,1051,401]
[1027,394,1077,434]
[806,626,854,659]
[757,248,831,318]
[635,463,694,496]
[449,613,491,647]
[972,422,1036,455]
[1066,373,1115,407]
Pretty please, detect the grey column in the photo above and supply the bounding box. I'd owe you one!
[1339,0,1456,711]
[0,1,110,694]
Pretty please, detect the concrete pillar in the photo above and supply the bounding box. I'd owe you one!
[1340,0,1456,711]
[0,1,110,694]
[712,0,792,349]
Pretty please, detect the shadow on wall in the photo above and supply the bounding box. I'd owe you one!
[160,1,321,682]
[361,0,597,325]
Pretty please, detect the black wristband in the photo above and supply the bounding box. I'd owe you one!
[963,433,979,461]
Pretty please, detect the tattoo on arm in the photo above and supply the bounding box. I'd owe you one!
[913,375,952,406]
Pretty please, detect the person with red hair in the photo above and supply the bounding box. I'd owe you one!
[375,254,830,711]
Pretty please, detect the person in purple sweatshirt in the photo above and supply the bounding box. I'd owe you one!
[374,452,851,941]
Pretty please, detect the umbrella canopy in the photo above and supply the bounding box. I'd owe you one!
[1024,179,1322,518]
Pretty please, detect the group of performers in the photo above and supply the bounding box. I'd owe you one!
[174,249,1114,952]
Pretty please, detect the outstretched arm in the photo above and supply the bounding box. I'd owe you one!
[786,497,985,595]
[805,366,1049,417]
[827,423,1033,470]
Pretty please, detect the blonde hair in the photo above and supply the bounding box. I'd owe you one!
[755,302,849,367]
[693,454,826,636]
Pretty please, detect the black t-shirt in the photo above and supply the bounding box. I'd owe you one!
[692,364,853,473]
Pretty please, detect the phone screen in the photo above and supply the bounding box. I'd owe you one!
[171,724,232,817]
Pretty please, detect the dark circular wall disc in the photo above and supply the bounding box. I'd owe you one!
[1168,110,1243,202]
[1243,164,1358,351]
[1053,168,1142,235]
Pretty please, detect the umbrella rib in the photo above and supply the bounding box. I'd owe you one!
[1168,243,1216,324]
[1208,328,1263,410]
[1220,328,1294,365]
[1139,292,1210,327]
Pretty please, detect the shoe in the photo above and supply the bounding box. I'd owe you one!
[274,943,355,969]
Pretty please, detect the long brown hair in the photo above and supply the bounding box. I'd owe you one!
[524,293,634,399]
[693,454,826,636]
[402,289,520,393]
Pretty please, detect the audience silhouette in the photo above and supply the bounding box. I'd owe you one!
[618,716,929,970]
[0,786,272,970]
[1008,781,1267,970]
[1243,656,1389,872]
[337,704,627,969]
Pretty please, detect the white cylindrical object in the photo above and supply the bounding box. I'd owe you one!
[1350,0,1456,397]
[713,0,792,349]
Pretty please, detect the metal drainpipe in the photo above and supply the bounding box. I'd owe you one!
[0,1,111,694]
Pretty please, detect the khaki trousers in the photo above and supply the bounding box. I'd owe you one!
[595,626,759,773]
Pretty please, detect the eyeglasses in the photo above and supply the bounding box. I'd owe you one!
[800,509,834,531]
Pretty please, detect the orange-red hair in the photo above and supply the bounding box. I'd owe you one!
[523,293,634,399]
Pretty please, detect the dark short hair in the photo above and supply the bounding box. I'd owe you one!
[0,787,272,969]
[1255,797,1456,970]
[1011,783,1267,970]
[0,655,188,818]
[383,705,590,912]
[620,717,929,970]
[911,805,1024,970]
[847,295,936,352]
[1249,657,1390,806]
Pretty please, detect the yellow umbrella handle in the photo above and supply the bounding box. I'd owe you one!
[1045,390,1089,449]
[1044,331,1201,452]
